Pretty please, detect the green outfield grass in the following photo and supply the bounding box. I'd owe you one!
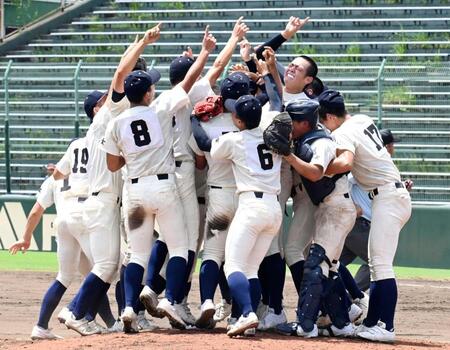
[1,251,450,280]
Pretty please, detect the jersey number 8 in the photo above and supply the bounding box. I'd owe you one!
[131,119,151,147]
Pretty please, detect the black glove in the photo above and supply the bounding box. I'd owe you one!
[263,112,292,156]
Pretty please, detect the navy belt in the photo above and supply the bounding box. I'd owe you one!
[254,191,264,198]
[344,193,350,199]
[175,160,182,167]
[369,182,404,200]
[210,185,222,189]
[78,197,87,202]
[92,191,100,196]
[197,196,206,205]
[131,174,169,184]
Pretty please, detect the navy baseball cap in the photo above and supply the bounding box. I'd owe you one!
[226,95,262,127]
[380,129,400,145]
[318,89,346,115]
[169,56,195,85]
[221,72,250,105]
[286,100,320,125]
[84,90,106,120]
[124,69,161,102]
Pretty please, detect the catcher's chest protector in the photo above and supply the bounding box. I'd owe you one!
[295,129,339,205]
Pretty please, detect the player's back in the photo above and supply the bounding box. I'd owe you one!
[333,114,400,191]
[111,104,174,178]
[212,128,282,195]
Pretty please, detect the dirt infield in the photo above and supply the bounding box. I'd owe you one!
[1,271,449,350]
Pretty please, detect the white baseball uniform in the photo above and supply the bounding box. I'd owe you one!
[302,138,356,277]
[332,114,412,281]
[170,77,215,253]
[77,100,126,284]
[210,127,283,279]
[42,138,94,287]
[101,85,190,268]
[189,113,239,267]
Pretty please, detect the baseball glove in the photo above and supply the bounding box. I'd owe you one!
[193,95,224,122]
[263,112,292,156]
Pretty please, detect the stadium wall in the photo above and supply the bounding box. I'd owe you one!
[0,196,449,269]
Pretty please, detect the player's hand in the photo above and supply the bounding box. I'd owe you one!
[143,22,162,45]
[239,38,253,62]
[202,26,217,53]
[255,57,269,77]
[405,179,414,191]
[9,240,31,255]
[262,46,277,68]
[282,16,310,40]
[232,16,249,40]
[182,46,194,59]
[229,63,249,73]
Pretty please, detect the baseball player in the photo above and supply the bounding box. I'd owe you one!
[188,72,249,329]
[53,26,162,335]
[267,100,356,338]
[102,27,216,332]
[139,18,249,326]
[9,140,113,338]
[319,90,412,343]
[210,95,283,337]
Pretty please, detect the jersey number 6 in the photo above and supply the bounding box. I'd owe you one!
[257,144,274,170]
[131,119,151,147]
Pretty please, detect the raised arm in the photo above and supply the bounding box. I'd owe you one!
[179,26,217,93]
[205,17,249,86]
[108,23,162,98]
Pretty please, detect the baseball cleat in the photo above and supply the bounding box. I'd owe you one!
[275,322,300,336]
[227,312,259,337]
[319,323,356,337]
[213,299,232,322]
[30,325,63,340]
[257,308,287,330]
[226,317,238,331]
[106,319,123,333]
[196,299,216,329]
[356,322,395,343]
[156,298,186,330]
[256,302,269,320]
[65,313,102,336]
[244,327,256,337]
[88,320,106,334]
[140,285,164,319]
[349,303,363,324]
[296,324,318,338]
[121,306,139,334]
[137,310,155,331]
[180,297,196,326]
[57,306,71,324]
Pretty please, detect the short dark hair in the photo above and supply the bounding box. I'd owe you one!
[300,55,318,78]
[318,105,347,120]
[237,115,260,130]
[127,86,152,104]
[133,57,147,72]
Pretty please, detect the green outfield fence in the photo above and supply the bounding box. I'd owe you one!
[1,195,449,269]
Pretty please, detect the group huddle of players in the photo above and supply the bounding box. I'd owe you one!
[10,16,411,343]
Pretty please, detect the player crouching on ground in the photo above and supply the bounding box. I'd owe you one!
[266,100,357,338]
[208,95,283,337]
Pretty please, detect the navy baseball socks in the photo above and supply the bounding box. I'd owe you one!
[37,280,67,329]
[72,273,110,320]
[364,278,397,331]
[165,256,187,304]
[338,263,365,300]
[289,260,305,296]
[227,272,253,317]
[199,260,220,302]
[218,265,232,304]
[146,240,168,291]
[124,263,145,313]
[176,250,195,303]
